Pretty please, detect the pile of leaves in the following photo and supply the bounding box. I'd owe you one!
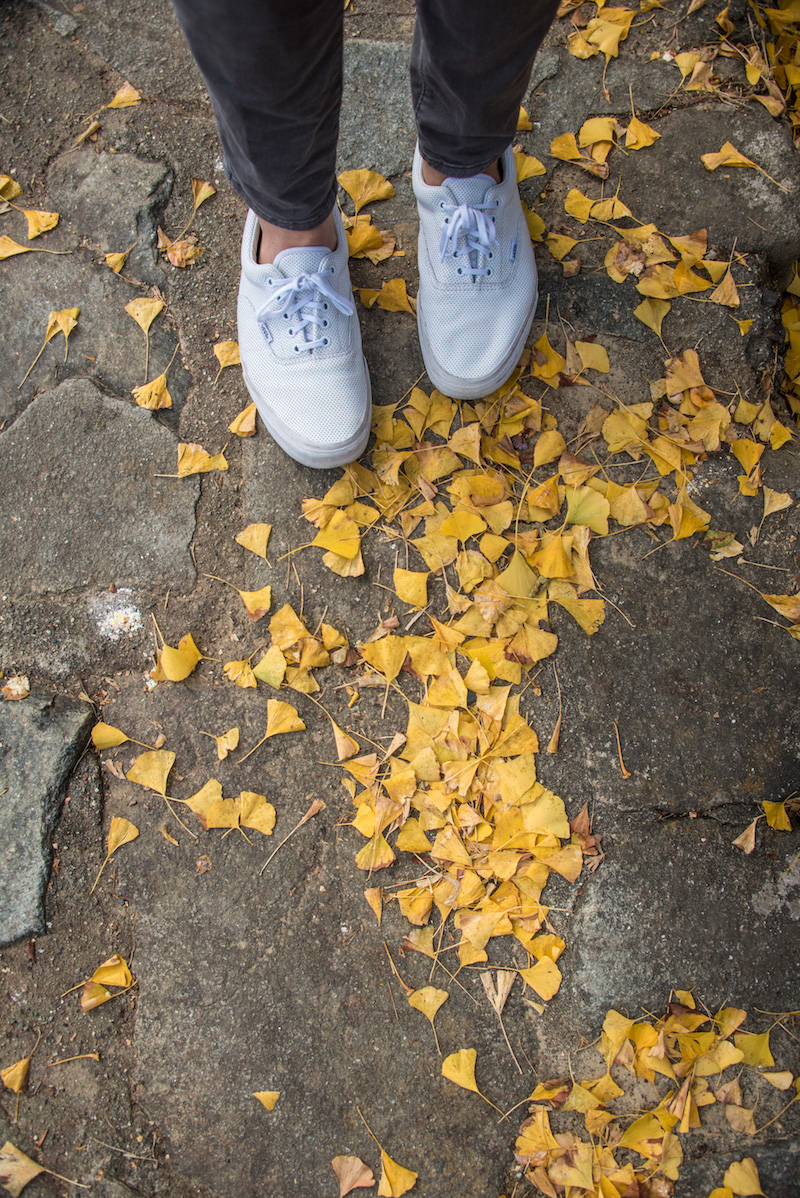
[512,991,799,1198]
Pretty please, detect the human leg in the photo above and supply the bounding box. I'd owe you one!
[411,0,559,398]
[170,0,371,468]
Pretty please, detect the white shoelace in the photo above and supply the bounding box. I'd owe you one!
[439,201,499,279]
[256,268,355,353]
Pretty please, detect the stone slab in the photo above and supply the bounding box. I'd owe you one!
[0,693,92,946]
[0,249,190,428]
[48,150,173,287]
[339,40,416,179]
[561,809,800,1026]
[0,378,199,598]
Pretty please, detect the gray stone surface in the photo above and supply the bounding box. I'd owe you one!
[619,103,800,283]
[339,40,416,179]
[0,251,190,428]
[0,693,91,946]
[0,378,199,598]
[48,150,173,287]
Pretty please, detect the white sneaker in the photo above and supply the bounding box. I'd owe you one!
[237,208,371,469]
[413,144,538,400]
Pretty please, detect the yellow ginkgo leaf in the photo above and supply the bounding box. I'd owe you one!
[338,168,395,214]
[564,188,593,222]
[378,1150,418,1198]
[0,1141,44,1195]
[91,722,128,749]
[360,278,416,314]
[19,308,80,386]
[213,339,241,383]
[229,402,257,436]
[723,1157,765,1196]
[345,214,384,258]
[176,442,229,476]
[185,779,223,825]
[519,956,563,1000]
[1,1058,30,1095]
[442,1048,481,1094]
[515,151,546,180]
[355,831,395,872]
[550,132,582,161]
[126,750,175,797]
[253,644,287,689]
[125,297,164,334]
[253,1090,280,1110]
[202,727,239,761]
[158,632,203,681]
[23,209,59,239]
[239,792,277,835]
[634,296,671,336]
[546,233,578,262]
[0,235,33,260]
[191,178,216,212]
[360,635,408,682]
[408,987,448,1047]
[133,371,172,409]
[0,174,23,199]
[238,585,272,621]
[106,82,142,109]
[312,509,362,559]
[393,568,428,608]
[265,699,305,739]
[331,721,359,761]
[734,1031,774,1067]
[517,106,533,131]
[575,341,610,373]
[107,817,139,856]
[91,953,133,988]
[105,249,128,273]
[625,116,660,149]
[762,799,792,830]
[233,523,271,563]
[223,657,258,688]
[81,981,112,1011]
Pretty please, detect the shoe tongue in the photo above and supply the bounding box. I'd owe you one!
[444,173,495,207]
[271,244,330,278]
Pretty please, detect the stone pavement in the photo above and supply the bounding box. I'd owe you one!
[1,0,799,1195]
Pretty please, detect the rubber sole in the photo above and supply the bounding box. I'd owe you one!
[242,357,372,470]
[416,286,539,401]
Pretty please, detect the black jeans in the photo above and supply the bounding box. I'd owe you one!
[170,0,559,229]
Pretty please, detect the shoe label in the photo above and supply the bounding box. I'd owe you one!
[260,324,273,345]
[509,239,518,262]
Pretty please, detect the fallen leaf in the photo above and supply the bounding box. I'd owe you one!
[157,632,203,681]
[126,750,175,796]
[253,1090,280,1110]
[213,339,241,383]
[229,402,257,436]
[0,1141,44,1196]
[132,371,172,409]
[22,209,58,239]
[125,296,164,335]
[723,1157,765,1196]
[0,236,33,261]
[378,1149,417,1197]
[1,676,29,701]
[176,442,229,476]
[338,169,395,214]
[203,727,240,761]
[106,82,142,109]
[191,178,216,212]
[0,1059,29,1095]
[332,1154,376,1197]
[360,278,416,314]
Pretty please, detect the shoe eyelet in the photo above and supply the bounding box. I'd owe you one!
[323,338,329,346]
[457,267,463,275]
[322,319,328,327]
[283,312,288,319]
[486,268,492,276]
[488,252,494,259]
[293,345,300,353]
[323,302,328,310]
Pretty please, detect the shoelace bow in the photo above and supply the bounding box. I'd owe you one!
[439,201,499,278]
[256,268,354,353]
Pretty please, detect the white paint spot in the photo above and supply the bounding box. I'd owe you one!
[91,588,143,641]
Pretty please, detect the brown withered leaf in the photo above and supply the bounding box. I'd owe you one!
[332,1155,376,1197]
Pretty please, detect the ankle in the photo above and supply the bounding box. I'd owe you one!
[257,212,337,265]
[421,157,502,187]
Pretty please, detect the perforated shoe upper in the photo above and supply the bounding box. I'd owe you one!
[413,144,538,395]
[237,208,371,464]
